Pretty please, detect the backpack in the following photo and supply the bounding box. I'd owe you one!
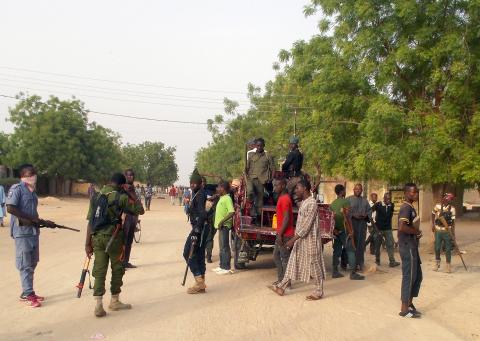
[89,191,121,232]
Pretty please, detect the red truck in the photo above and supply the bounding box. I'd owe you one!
[231,176,334,269]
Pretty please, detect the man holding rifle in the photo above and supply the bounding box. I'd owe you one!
[85,173,144,318]
[330,184,364,280]
[6,164,55,308]
[183,168,207,294]
[432,193,456,273]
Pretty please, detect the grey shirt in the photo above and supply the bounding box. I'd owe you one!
[347,195,372,221]
[6,182,40,238]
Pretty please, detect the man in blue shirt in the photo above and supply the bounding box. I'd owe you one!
[6,164,54,308]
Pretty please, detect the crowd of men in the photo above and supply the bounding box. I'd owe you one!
[3,136,460,319]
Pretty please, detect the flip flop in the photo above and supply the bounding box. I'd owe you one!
[268,285,285,296]
[399,309,421,318]
[409,304,422,315]
[306,294,323,301]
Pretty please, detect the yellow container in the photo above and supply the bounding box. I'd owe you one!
[272,214,277,229]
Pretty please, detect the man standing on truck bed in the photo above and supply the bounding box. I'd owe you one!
[282,137,303,204]
[246,137,274,225]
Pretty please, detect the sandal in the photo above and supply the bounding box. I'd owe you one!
[409,304,422,315]
[306,294,323,301]
[399,309,421,318]
[268,285,285,296]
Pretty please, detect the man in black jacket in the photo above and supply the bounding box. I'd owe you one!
[183,169,207,294]
[373,193,400,267]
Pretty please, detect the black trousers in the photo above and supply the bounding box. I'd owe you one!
[399,239,422,303]
[352,218,367,268]
[123,214,137,265]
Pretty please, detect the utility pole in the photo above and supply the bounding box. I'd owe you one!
[293,109,297,137]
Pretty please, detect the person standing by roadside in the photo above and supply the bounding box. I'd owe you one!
[272,178,294,284]
[270,180,326,301]
[366,193,378,255]
[373,193,400,267]
[6,164,55,308]
[178,187,184,206]
[169,186,177,206]
[144,183,153,211]
[0,184,6,227]
[331,184,364,280]
[431,193,456,273]
[122,169,145,269]
[347,184,371,272]
[212,181,235,275]
[398,183,422,318]
[88,183,96,200]
[183,169,208,294]
[85,173,144,317]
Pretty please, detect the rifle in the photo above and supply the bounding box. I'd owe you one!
[342,207,356,250]
[105,223,122,253]
[37,220,80,232]
[76,256,92,298]
[181,240,196,286]
[438,216,468,271]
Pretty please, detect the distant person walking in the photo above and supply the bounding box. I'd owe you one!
[178,187,184,206]
[169,186,177,206]
[88,183,96,199]
[0,184,6,227]
[145,184,153,211]
[373,193,400,267]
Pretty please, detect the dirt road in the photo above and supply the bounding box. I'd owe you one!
[0,197,479,341]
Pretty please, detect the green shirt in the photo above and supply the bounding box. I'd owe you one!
[87,184,143,235]
[330,197,350,231]
[214,194,235,229]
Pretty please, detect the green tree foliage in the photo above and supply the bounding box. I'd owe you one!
[5,94,121,183]
[122,141,178,186]
[197,0,480,191]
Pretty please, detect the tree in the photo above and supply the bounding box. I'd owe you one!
[5,93,123,183]
[122,142,178,186]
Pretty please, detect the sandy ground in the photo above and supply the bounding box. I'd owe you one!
[0,197,479,341]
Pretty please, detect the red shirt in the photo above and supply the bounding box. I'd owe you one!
[276,193,294,237]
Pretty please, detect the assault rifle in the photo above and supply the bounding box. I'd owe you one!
[438,216,467,271]
[76,256,92,298]
[37,220,80,232]
[181,240,196,286]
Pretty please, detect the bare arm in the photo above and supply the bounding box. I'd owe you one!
[7,205,40,225]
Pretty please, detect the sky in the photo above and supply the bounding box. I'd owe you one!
[0,0,319,184]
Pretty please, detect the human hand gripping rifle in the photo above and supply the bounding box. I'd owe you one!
[438,216,468,271]
[76,256,92,298]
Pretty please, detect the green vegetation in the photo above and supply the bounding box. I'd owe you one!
[196,0,480,195]
[1,93,178,185]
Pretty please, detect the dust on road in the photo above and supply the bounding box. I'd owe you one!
[0,197,479,341]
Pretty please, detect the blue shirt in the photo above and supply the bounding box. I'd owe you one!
[6,182,39,238]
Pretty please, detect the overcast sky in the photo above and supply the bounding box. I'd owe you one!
[0,0,319,184]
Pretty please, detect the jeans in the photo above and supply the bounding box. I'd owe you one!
[183,233,206,277]
[374,230,396,264]
[273,236,292,281]
[352,218,367,268]
[145,196,152,210]
[15,236,39,297]
[332,231,356,271]
[435,230,452,263]
[205,224,217,259]
[218,227,231,270]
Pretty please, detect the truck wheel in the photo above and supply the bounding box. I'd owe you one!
[232,232,246,270]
